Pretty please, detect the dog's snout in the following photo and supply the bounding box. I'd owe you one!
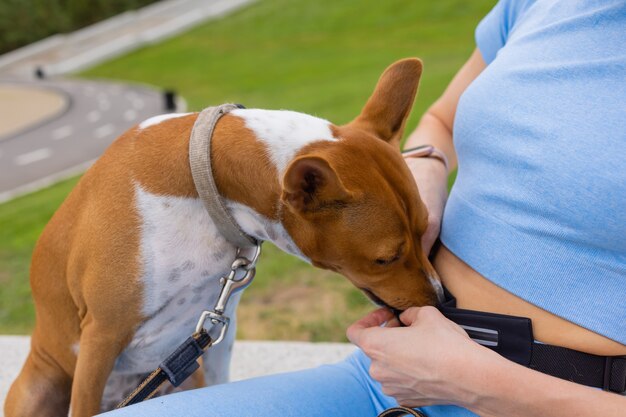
[361,288,387,307]
[361,288,405,319]
[414,259,445,305]
[425,271,445,304]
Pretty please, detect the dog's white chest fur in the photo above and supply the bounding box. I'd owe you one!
[113,185,307,375]
[114,186,235,373]
[103,109,333,405]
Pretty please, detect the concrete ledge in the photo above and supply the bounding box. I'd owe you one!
[0,336,355,415]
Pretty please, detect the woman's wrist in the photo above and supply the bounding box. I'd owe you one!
[443,342,511,410]
[402,145,450,173]
[403,156,448,197]
[403,156,448,253]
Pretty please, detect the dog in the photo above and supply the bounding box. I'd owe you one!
[5,58,442,417]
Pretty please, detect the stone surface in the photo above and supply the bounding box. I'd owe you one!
[0,335,355,415]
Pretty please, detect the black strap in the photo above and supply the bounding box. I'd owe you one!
[116,330,212,408]
[530,343,626,393]
[377,406,426,417]
[438,289,626,394]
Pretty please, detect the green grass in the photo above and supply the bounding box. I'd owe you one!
[0,0,494,340]
[0,177,80,333]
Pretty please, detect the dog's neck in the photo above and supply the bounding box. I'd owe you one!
[131,109,337,261]
[208,108,338,259]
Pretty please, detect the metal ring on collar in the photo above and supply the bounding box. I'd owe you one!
[236,244,262,270]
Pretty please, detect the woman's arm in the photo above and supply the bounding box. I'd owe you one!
[347,307,626,417]
[405,49,486,253]
[477,351,626,417]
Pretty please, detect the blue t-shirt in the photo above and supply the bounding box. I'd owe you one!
[441,0,626,344]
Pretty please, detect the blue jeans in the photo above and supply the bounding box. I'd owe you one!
[100,349,478,417]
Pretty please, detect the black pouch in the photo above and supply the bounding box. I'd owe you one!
[437,289,626,394]
[438,289,534,366]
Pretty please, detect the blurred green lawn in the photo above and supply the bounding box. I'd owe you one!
[0,0,493,340]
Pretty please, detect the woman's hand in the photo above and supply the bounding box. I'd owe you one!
[404,157,449,255]
[347,306,502,408]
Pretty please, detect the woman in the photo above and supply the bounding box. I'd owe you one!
[104,0,626,415]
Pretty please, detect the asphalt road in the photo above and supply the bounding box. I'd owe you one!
[0,78,169,202]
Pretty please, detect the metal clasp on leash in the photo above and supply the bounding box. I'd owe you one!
[195,244,261,345]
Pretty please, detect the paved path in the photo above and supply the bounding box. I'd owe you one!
[0,0,254,78]
[0,0,256,202]
[0,78,168,203]
[0,336,355,415]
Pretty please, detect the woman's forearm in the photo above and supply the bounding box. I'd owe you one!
[404,110,457,171]
[401,112,452,253]
[469,353,626,417]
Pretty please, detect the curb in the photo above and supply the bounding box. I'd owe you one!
[0,158,95,205]
[0,36,64,72]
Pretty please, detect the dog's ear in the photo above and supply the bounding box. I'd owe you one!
[281,156,352,214]
[346,58,423,147]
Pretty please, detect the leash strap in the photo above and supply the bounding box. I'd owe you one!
[189,104,257,248]
[116,330,212,408]
[377,407,426,417]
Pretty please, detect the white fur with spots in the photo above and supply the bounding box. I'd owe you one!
[102,109,328,409]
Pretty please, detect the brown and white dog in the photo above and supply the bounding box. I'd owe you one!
[5,58,442,417]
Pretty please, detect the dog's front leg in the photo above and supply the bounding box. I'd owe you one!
[70,323,128,417]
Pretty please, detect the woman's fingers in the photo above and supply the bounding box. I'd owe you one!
[346,308,394,345]
[384,316,402,328]
[399,306,465,336]
[399,306,443,326]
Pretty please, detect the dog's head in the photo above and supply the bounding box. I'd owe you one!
[281,58,443,309]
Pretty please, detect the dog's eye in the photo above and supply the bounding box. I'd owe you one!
[374,243,404,266]
[374,253,400,266]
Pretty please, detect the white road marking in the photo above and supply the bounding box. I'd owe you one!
[98,99,111,111]
[15,148,52,166]
[83,86,95,96]
[52,125,74,140]
[87,111,101,122]
[94,124,115,139]
[124,109,138,121]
